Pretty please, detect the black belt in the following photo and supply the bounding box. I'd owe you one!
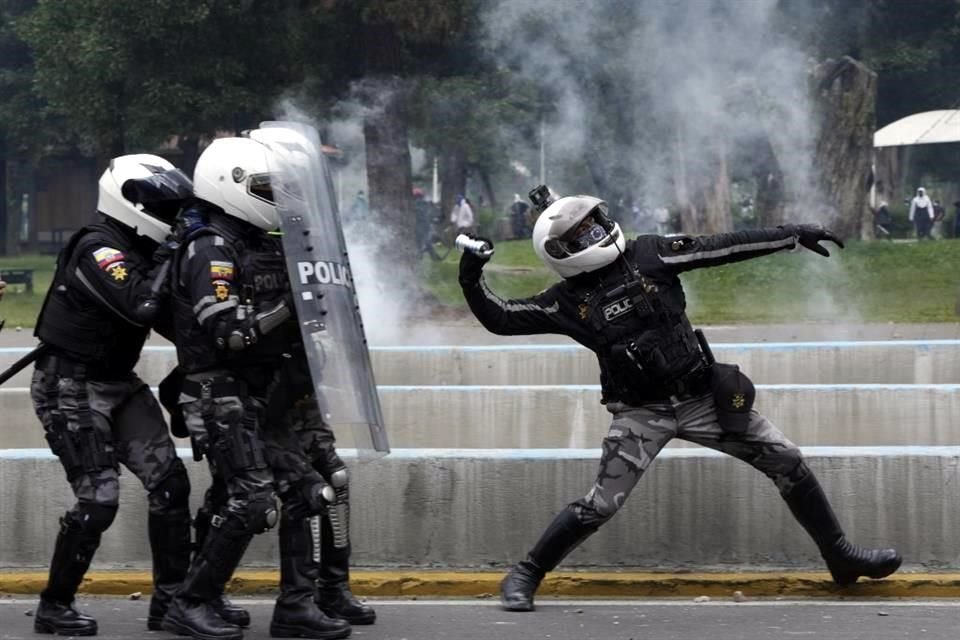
[37,354,119,381]
[614,364,713,405]
[181,376,248,399]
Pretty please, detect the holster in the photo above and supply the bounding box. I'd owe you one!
[158,367,188,439]
[185,376,268,480]
[42,366,114,482]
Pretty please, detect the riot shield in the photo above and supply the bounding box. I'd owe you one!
[248,121,388,458]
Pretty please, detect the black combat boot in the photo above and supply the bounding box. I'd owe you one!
[147,508,193,630]
[194,506,251,628]
[783,468,902,585]
[316,513,374,626]
[271,514,351,639]
[162,516,252,640]
[501,508,597,612]
[34,516,102,636]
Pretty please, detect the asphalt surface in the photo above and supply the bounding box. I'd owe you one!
[1,597,959,640]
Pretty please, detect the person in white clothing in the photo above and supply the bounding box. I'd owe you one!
[908,187,934,240]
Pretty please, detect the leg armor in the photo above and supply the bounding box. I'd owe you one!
[35,503,117,636]
[271,506,351,639]
[146,461,192,630]
[501,507,597,612]
[781,461,901,585]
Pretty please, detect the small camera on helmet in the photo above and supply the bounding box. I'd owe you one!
[528,184,556,213]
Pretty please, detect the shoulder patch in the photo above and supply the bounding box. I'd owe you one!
[210,261,235,283]
[93,246,125,269]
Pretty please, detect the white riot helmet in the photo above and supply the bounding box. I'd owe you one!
[97,154,193,243]
[532,195,625,278]
[193,137,280,230]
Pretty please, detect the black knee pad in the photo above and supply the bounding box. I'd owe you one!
[149,459,191,511]
[66,502,119,535]
[242,492,279,534]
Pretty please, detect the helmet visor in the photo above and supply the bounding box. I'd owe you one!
[121,168,194,223]
[545,205,617,259]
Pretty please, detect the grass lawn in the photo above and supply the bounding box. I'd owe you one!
[419,237,960,323]
[2,239,958,329]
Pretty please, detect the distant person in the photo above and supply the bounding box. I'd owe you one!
[954,201,960,239]
[908,187,934,240]
[450,194,475,235]
[509,194,531,239]
[873,200,892,239]
[932,199,946,239]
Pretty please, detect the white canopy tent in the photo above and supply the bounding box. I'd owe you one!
[874,109,960,147]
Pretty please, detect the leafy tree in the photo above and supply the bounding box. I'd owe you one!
[17,0,296,170]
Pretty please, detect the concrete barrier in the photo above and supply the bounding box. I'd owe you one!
[1,384,958,449]
[3,340,959,388]
[1,447,957,570]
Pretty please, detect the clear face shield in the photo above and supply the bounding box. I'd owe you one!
[544,204,618,259]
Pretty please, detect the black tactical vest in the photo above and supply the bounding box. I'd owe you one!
[570,253,704,403]
[171,213,297,375]
[35,221,152,376]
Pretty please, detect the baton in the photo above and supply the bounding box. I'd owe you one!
[0,343,48,387]
[134,258,173,325]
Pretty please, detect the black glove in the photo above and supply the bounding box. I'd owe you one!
[152,235,180,266]
[782,224,844,257]
[458,235,494,285]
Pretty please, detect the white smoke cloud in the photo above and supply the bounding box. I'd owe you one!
[483,0,823,214]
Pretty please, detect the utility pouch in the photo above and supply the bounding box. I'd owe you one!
[45,411,85,482]
[709,362,756,434]
[205,392,267,479]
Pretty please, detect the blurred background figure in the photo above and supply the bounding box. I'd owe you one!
[509,194,531,239]
[908,187,935,240]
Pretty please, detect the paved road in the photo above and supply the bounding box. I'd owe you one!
[1,597,958,640]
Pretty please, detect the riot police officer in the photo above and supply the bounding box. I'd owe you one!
[268,358,377,629]
[160,137,350,640]
[459,188,902,612]
[30,155,194,635]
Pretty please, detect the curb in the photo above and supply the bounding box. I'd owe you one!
[4,571,960,599]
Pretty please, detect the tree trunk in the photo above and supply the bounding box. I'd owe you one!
[752,135,787,228]
[809,56,878,240]
[439,148,466,225]
[361,76,415,270]
[673,126,733,234]
[177,136,201,177]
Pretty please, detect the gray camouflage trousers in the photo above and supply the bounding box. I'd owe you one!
[31,367,183,509]
[180,371,326,532]
[571,393,804,528]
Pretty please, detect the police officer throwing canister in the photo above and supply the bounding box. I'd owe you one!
[161,137,350,640]
[30,155,194,635]
[459,187,902,612]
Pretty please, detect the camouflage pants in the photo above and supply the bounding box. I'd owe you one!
[31,365,183,510]
[571,393,804,528]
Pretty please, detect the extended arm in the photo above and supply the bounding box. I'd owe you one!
[458,248,564,336]
[656,224,843,273]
